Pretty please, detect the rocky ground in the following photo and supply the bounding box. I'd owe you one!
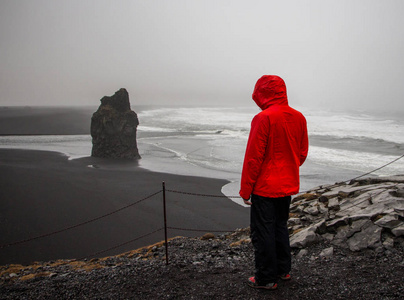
[1,176,404,299]
[288,176,404,252]
[1,229,403,299]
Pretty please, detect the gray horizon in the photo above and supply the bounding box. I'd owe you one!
[1,0,404,113]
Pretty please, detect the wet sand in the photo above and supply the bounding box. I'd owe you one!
[0,149,249,265]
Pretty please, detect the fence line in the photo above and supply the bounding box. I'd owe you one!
[167,226,233,233]
[166,189,242,199]
[83,227,164,260]
[347,153,404,182]
[1,153,403,264]
[307,153,404,193]
[0,190,162,249]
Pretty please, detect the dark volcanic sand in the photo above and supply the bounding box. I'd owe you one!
[0,149,249,265]
[2,107,403,299]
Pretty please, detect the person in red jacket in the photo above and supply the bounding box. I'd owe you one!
[240,75,309,290]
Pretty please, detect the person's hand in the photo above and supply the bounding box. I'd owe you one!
[243,198,252,206]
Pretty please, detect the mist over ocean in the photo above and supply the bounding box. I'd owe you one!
[1,105,403,205]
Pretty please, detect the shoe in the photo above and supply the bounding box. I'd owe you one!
[279,273,291,281]
[247,276,278,290]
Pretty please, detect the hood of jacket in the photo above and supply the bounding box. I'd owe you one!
[252,75,288,110]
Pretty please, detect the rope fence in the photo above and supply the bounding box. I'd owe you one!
[347,153,404,182]
[167,227,234,233]
[165,189,242,199]
[82,227,164,261]
[306,153,404,193]
[0,153,403,265]
[0,190,162,249]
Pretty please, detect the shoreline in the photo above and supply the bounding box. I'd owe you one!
[1,105,396,197]
[2,178,403,298]
[1,106,398,266]
[0,130,374,203]
[0,148,249,265]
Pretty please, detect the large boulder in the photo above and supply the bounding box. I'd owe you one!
[91,89,141,159]
[288,176,404,253]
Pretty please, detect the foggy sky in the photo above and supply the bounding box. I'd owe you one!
[1,0,404,112]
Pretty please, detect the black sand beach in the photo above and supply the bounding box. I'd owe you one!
[0,106,249,265]
[0,106,96,135]
[1,108,403,299]
[0,149,248,265]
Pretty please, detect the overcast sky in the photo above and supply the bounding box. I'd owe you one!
[1,0,403,112]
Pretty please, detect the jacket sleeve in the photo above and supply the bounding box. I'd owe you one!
[299,117,309,166]
[239,114,269,200]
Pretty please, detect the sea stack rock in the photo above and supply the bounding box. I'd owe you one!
[91,88,141,159]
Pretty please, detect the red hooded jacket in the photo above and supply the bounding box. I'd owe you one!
[239,75,309,199]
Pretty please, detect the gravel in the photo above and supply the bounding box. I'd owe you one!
[1,229,404,299]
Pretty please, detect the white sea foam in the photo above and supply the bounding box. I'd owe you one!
[304,109,404,144]
[1,106,403,203]
[137,106,404,198]
[137,125,173,132]
[137,106,257,133]
[308,145,404,176]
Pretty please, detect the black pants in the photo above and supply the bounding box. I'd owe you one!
[250,194,291,284]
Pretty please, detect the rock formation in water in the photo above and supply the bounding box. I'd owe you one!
[91,88,141,159]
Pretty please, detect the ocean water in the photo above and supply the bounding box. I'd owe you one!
[137,107,404,172]
[1,106,403,205]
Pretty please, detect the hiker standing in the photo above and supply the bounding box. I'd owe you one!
[240,75,309,290]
